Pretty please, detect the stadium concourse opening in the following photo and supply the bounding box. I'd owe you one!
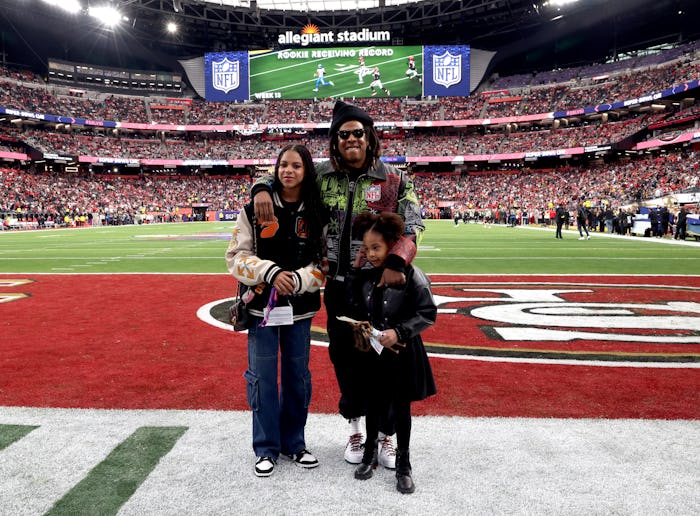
[191,203,210,222]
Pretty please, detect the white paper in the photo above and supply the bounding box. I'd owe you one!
[369,335,384,354]
[336,315,363,324]
[264,306,294,326]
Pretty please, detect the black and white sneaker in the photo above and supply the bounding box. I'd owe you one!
[285,449,319,469]
[255,456,276,477]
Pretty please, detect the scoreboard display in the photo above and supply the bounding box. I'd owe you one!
[204,45,469,102]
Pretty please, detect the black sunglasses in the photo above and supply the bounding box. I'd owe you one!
[337,128,366,140]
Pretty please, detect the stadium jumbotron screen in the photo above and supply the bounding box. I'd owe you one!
[204,45,470,101]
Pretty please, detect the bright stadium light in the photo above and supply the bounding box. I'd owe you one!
[88,6,123,27]
[41,0,82,14]
[542,0,580,7]
[167,22,178,33]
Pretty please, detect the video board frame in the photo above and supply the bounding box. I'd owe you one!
[204,45,470,101]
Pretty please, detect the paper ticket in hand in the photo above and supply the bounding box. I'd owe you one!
[336,315,363,324]
[368,330,383,355]
[336,316,384,354]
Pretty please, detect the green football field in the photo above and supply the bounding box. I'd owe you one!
[249,45,423,100]
[0,220,697,275]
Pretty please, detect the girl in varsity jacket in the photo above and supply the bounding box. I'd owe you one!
[225,143,326,478]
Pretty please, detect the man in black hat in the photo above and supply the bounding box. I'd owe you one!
[251,100,424,470]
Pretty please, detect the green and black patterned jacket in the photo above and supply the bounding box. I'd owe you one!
[253,158,424,281]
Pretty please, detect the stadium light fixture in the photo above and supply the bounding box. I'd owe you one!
[88,6,124,27]
[167,22,178,33]
[195,1,420,10]
[542,0,579,7]
[41,0,82,14]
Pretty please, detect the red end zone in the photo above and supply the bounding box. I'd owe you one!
[1,274,698,419]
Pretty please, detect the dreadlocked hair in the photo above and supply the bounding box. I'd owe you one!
[328,124,382,172]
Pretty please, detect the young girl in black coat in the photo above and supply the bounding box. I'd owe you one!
[346,211,437,494]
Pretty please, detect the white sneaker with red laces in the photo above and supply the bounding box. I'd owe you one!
[344,433,365,464]
[377,434,396,469]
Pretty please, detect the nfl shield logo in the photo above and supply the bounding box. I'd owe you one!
[365,184,382,202]
[212,57,240,94]
[433,51,461,88]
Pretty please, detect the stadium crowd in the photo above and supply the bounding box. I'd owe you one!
[0,166,251,228]
[10,113,666,160]
[416,152,698,221]
[2,40,699,236]
[1,50,699,126]
[2,148,697,233]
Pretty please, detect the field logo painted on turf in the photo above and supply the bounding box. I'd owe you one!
[202,279,700,364]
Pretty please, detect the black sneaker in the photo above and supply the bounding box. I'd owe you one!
[255,456,276,477]
[285,449,319,469]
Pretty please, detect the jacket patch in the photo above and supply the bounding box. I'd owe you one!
[364,184,382,203]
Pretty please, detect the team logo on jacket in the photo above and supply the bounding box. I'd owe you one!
[212,57,240,94]
[364,184,382,202]
[433,51,461,88]
[259,219,279,238]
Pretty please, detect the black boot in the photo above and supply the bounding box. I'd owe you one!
[354,440,378,480]
[395,448,415,494]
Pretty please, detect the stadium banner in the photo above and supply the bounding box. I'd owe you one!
[0,107,117,128]
[0,150,28,160]
[43,152,76,161]
[217,210,239,221]
[553,79,700,119]
[249,45,424,100]
[423,45,471,98]
[204,51,250,102]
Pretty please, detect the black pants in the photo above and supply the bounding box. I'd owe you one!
[555,222,563,238]
[325,279,394,435]
[675,224,686,240]
[366,395,411,451]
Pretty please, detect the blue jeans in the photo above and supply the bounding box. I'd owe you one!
[244,316,312,459]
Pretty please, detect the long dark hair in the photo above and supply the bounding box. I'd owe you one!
[328,124,382,172]
[272,144,325,262]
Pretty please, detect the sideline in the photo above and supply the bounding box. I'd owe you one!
[0,407,698,515]
[513,221,700,246]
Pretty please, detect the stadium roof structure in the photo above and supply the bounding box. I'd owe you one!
[194,1,423,9]
[1,0,699,76]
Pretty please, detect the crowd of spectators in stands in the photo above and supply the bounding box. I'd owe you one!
[1,49,699,126]
[0,166,252,227]
[2,149,697,232]
[2,42,700,235]
[415,152,698,221]
[1,45,698,166]
[13,112,659,160]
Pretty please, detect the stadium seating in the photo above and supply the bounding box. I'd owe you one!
[1,40,699,229]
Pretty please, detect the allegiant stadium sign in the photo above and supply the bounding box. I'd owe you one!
[278,28,391,47]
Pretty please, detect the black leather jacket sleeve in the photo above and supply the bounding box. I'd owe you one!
[393,267,437,342]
